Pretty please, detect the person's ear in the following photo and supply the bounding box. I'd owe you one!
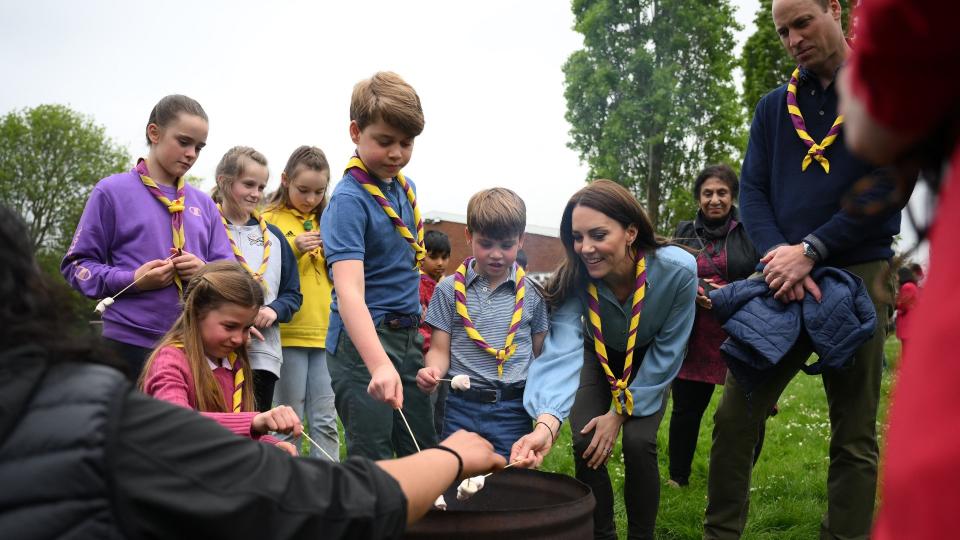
[464,227,472,247]
[517,233,525,250]
[349,121,361,145]
[146,123,161,145]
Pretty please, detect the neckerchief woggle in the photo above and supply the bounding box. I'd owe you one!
[786,67,843,173]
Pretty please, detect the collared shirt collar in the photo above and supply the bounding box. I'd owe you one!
[206,356,232,370]
[464,259,519,290]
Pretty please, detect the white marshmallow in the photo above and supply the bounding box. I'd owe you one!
[94,297,115,314]
[451,374,471,391]
[433,494,447,511]
[456,475,486,501]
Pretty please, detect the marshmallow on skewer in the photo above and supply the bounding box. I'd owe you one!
[433,494,447,511]
[450,374,471,391]
[456,475,486,501]
[94,297,115,315]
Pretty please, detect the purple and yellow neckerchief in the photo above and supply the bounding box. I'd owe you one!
[453,257,526,378]
[786,67,844,173]
[172,343,243,412]
[585,253,646,415]
[217,204,271,291]
[137,159,186,294]
[345,156,425,268]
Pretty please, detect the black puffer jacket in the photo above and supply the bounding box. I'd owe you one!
[673,207,759,283]
[0,345,127,539]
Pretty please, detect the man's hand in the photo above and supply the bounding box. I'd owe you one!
[760,245,822,303]
[369,363,404,409]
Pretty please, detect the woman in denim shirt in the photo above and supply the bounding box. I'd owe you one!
[511,180,697,540]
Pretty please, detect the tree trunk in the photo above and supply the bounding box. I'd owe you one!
[646,139,664,228]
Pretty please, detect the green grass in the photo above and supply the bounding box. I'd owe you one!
[538,337,901,539]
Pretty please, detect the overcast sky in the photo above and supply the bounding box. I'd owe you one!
[0,0,926,260]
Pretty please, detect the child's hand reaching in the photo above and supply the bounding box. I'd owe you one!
[416,366,443,394]
[253,405,302,436]
[368,363,404,408]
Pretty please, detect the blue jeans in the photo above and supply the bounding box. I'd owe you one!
[441,393,532,459]
[273,347,339,461]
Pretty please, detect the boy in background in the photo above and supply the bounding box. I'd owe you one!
[416,188,549,458]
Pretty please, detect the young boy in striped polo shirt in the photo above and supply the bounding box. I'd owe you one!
[416,188,549,458]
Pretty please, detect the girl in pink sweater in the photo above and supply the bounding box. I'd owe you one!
[140,261,302,455]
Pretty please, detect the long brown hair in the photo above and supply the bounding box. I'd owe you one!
[139,261,262,412]
[545,179,668,307]
[265,145,330,217]
[210,146,269,207]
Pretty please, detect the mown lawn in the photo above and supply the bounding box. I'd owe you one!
[539,337,901,539]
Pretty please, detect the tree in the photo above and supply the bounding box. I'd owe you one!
[563,0,745,232]
[0,104,129,265]
[741,0,853,117]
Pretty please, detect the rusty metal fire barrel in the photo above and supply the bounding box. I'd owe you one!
[404,468,595,539]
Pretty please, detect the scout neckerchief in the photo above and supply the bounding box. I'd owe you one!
[454,257,526,378]
[585,253,646,415]
[786,67,844,173]
[217,204,271,290]
[172,343,243,412]
[137,159,186,294]
[287,207,325,283]
[345,156,425,267]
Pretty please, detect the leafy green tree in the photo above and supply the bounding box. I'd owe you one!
[0,104,129,267]
[563,0,745,232]
[741,0,853,117]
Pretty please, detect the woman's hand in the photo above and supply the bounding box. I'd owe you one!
[581,410,627,469]
[252,405,302,436]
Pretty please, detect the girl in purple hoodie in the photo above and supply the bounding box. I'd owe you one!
[61,95,233,377]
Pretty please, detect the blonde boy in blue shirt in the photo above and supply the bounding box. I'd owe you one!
[416,188,549,458]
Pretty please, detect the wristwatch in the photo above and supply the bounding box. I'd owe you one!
[801,241,820,262]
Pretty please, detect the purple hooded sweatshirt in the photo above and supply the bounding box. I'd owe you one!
[61,161,234,348]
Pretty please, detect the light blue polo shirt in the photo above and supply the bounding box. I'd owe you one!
[321,170,422,352]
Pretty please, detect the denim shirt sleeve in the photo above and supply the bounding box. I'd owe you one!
[626,258,698,417]
[523,296,585,422]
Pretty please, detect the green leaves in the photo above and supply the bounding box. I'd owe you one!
[563,0,745,233]
[0,104,129,265]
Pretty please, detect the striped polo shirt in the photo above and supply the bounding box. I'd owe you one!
[426,261,549,388]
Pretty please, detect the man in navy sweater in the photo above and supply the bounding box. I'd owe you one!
[703,0,900,538]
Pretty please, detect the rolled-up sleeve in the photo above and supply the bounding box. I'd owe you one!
[113,391,407,539]
[523,297,585,421]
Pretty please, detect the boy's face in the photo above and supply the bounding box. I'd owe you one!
[422,251,450,281]
[349,119,414,181]
[465,229,524,284]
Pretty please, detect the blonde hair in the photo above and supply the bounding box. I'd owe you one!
[350,71,425,137]
[466,187,527,240]
[265,145,330,216]
[210,146,269,207]
[139,261,263,413]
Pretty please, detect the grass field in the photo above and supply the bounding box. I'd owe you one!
[538,337,901,539]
